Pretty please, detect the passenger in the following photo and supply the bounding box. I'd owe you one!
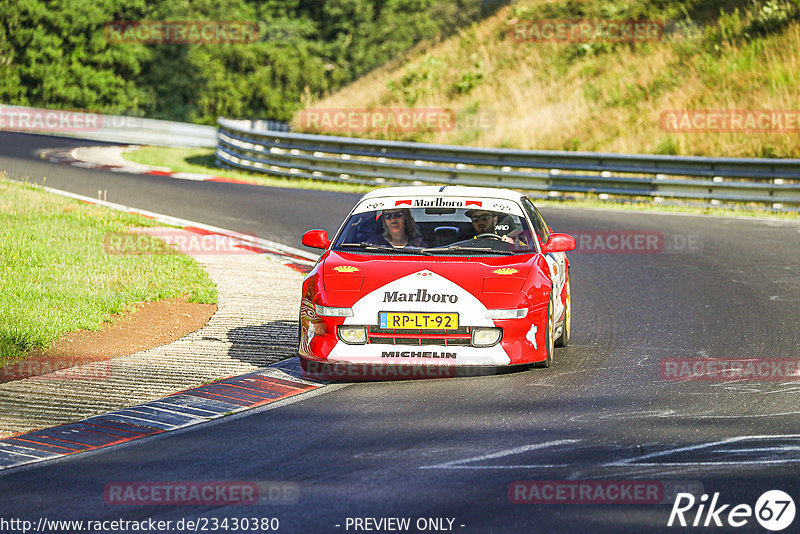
[369,208,427,248]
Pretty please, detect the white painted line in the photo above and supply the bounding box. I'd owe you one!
[0,445,51,459]
[618,460,800,467]
[100,412,179,429]
[171,172,215,181]
[132,404,208,421]
[605,434,800,467]
[39,185,320,262]
[419,439,580,470]
[420,459,572,470]
[688,411,800,418]
[148,399,228,418]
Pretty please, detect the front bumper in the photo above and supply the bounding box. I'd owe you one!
[299,304,549,367]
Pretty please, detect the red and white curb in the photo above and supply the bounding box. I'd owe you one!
[0,182,328,470]
[39,146,264,186]
[0,360,328,471]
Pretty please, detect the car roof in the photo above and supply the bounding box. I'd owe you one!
[360,185,525,203]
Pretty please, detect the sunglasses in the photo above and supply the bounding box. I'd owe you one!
[384,211,404,220]
[470,214,493,222]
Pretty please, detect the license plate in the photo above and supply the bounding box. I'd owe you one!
[379,312,458,330]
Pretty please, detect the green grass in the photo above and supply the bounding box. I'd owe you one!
[122,146,373,194]
[0,175,217,365]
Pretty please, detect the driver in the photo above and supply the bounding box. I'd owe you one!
[459,208,527,246]
[466,209,499,236]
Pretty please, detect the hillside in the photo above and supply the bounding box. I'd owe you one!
[297,0,800,158]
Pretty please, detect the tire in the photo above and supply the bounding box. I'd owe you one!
[533,299,554,368]
[555,273,571,348]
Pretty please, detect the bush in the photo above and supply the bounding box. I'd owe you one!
[0,0,490,123]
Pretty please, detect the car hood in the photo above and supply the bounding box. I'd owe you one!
[321,250,537,297]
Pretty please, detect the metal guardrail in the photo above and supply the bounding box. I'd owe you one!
[0,104,217,148]
[221,118,290,133]
[217,117,800,207]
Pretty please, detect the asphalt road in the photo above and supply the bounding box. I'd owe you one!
[0,132,356,247]
[2,131,800,533]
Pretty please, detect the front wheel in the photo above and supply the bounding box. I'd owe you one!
[555,273,571,347]
[532,300,554,368]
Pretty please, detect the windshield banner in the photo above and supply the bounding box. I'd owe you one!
[353,197,525,217]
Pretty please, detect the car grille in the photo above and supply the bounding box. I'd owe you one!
[367,326,473,346]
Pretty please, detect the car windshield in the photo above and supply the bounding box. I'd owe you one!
[333,205,537,255]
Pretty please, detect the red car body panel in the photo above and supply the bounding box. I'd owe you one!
[298,186,573,371]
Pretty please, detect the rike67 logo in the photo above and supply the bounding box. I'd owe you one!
[668,490,796,531]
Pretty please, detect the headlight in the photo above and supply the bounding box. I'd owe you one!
[472,327,502,347]
[314,304,354,317]
[484,308,528,320]
[337,326,367,345]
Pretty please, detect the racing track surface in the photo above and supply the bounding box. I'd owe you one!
[2,131,800,533]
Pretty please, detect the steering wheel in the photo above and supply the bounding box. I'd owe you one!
[475,233,504,240]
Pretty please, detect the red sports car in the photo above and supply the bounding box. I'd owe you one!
[299,186,575,375]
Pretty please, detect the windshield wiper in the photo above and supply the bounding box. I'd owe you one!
[422,245,515,255]
[337,242,430,255]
